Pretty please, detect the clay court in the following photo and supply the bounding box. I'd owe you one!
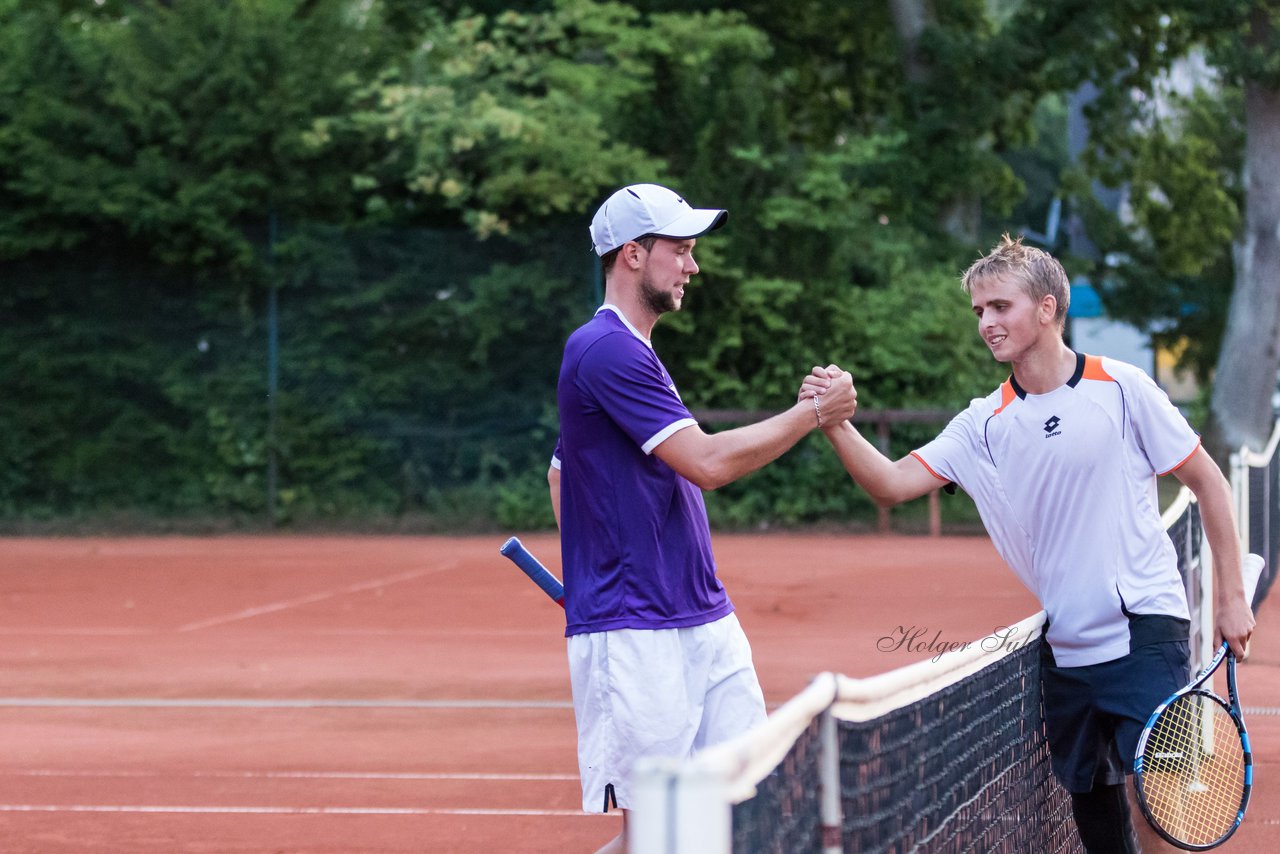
[0,533,1275,852]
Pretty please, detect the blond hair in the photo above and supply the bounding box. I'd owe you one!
[961,234,1070,328]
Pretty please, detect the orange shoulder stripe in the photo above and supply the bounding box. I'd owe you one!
[1159,440,1202,476]
[909,451,951,483]
[993,379,1016,415]
[1082,354,1115,382]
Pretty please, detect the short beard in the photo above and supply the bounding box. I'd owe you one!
[639,272,679,316]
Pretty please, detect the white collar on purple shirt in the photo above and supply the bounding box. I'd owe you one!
[596,304,653,349]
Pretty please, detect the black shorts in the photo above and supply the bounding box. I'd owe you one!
[1040,614,1190,793]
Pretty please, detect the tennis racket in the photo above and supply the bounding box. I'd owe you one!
[1133,553,1264,850]
[499,537,564,608]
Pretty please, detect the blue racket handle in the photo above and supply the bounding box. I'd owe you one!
[500,537,565,607]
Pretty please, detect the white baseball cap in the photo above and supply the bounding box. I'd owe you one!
[589,183,728,256]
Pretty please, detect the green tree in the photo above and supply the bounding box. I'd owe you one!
[0,0,400,521]
[323,1,776,236]
[1070,85,1242,383]
[0,0,387,270]
[995,1,1280,453]
[7,0,1193,527]
[326,0,1012,529]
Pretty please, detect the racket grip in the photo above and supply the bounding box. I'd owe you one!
[500,537,565,608]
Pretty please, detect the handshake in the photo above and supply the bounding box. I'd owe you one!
[798,364,857,430]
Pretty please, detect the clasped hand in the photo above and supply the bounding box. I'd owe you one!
[799,364,856,428]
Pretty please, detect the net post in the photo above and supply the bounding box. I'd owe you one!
[631,758,730,854]
[1199,532,1215,673]
[1231,449,1249,561]
[818,708,842,854]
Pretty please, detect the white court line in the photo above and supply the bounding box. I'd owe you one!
[10,771,578,782]
[307,628,551,638]
[0,628,544,639]
[0,805,601,817]
[0,698,571,709]
[177,566,449,632]
[0,628,153,636]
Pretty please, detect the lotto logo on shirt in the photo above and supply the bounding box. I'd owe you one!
[1044,415,1062,438]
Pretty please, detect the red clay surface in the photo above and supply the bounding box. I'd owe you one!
[0,533,1274,852]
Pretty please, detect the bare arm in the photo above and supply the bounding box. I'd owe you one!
[1173,446,1255,656]
[652,372,857,491]
[548,464,561,530]
[821,419,945,507]
[801,365,944,506]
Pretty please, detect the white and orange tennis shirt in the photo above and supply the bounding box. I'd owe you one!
[911,352,1200,667]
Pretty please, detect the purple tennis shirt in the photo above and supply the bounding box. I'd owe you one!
[552,306,733,637]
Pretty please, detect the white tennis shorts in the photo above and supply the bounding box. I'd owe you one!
[567,612,766,813]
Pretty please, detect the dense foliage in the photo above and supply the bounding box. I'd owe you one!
[0,0,1268,529]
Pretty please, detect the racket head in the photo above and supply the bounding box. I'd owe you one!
[1134,688,1251,850]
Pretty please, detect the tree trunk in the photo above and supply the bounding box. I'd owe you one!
[888,0,929,84]
[1208,78,1280,457]
[887,0,980,241]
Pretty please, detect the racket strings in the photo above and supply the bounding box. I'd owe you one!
[1140,694,1245,846]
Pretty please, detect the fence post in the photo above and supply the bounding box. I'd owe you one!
[266,211,280,526]
[876,419,891,534]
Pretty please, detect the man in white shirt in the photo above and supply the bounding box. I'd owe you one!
[803,235,1254,852]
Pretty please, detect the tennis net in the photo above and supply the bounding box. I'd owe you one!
[1163,487,1211,673]
[633,612,1081,854]
[634,488,1221,853]
[1234,422,1280,609]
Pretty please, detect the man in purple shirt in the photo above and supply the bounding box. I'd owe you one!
[548,183,856,853]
